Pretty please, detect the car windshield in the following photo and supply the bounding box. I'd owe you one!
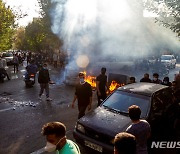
[161,56,171,60]
[102,91,150,118]
[2,53,13,57]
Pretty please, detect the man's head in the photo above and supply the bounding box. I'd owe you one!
[78,72,85,79]
[144,73,149,79]
[43,63,47,67]
[42,122,66,152]
[101,67,106,75]
[153,73,159,80]
[78,72,85,84]
[129,77,135,83]
[42,63,48,70]
[172,81,178,91]
[128,105,141,121]
[114,132,136,154]
[163,76,169,82]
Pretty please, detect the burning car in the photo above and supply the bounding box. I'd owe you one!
[73,83,176,153]
[64,68,129,93]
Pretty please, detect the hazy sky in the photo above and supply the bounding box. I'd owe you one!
[3,0,40,26]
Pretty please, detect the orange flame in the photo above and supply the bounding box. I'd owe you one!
[109,80,125,93]
[83,71,96,89]
[82,72,125,92]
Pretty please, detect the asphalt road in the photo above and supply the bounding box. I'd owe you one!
[0,64,98,154]
[0,63,179,154]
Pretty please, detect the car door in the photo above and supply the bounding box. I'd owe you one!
[149,88,174,136]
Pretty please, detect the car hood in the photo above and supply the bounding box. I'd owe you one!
[79,107,131,137]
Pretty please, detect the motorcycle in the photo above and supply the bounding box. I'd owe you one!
[24,73,35,87]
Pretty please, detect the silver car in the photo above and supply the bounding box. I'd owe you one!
[2,52,14,65]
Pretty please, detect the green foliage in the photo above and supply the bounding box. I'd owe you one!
[38,0,63,50]
[145,0,180,37]
[13,27,27,50]
[25,18,46,52]
[12,0,63,52]
[0,0,15,51]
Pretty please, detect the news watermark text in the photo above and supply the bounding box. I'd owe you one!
[151,141,180,148]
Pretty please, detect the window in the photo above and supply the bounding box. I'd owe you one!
[102,91,150,118]
[151,88,173,113]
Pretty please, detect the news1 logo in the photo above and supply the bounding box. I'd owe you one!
[151,141,180,148]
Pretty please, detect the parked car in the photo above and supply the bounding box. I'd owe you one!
[2,52,13,65]
[73,83,176,153]
[160,54,176,69]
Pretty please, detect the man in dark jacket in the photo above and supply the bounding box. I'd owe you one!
[152,73,162,84]
[140,73,151,83]
[96,67,109,106]
[38,63,52,101]
[71,72,92,119]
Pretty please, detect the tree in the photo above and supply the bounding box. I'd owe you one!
[13,27,27,50]
[38,0,63,50]
[145,0,180,37]
[24,18,46,52]
[0,0,15,51]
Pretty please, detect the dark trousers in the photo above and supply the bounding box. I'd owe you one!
[97,92,107,106]
[39,83,49,97]
[78,105,88,119]
[54,61,57,68]
[13,63,18,73]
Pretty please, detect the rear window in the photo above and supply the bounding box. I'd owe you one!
[2,53,13,57]
[161,55,172,60]
[102,91,150,118]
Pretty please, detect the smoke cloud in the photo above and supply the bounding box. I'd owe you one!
[50,0,180,67]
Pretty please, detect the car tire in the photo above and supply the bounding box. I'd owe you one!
[170,64,173,69]
[174,63,176,68]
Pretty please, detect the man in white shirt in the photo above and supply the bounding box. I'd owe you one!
[126,105,151,154]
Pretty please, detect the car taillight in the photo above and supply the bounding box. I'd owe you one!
[30,74,35,77]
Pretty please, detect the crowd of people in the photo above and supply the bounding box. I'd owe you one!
[41,106,151,154]
[1,51,180,153]
[66,68,179,154]
[129,72,180,102]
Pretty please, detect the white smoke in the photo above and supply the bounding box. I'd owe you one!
[50,0,180,64]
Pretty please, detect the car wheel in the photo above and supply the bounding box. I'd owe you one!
[174,63,176,68]
[170,64,173,69]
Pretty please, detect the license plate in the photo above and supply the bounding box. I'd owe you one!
[30,78,34,81]
[84,140,103,153]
